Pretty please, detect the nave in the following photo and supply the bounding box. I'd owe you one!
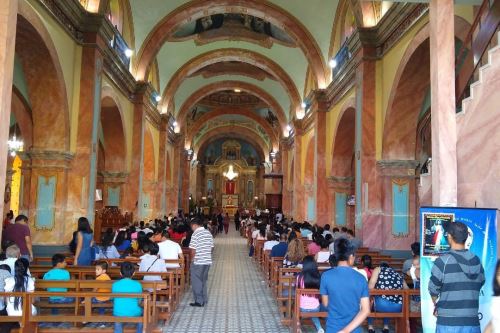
[165,229,288,333]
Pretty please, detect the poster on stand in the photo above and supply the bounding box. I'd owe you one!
[420,207,498,333]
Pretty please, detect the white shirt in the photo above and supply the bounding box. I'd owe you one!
[158,240,183,268]
[139,254,167,281]
[316,251,330,263]
[322,230,333,238]
[4,276,36,316]
[263,240,279,251]
[492,296,500,333]
[0,258,31,276]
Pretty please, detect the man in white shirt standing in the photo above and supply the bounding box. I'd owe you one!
[158,230,184,268]
[189,218,214,307]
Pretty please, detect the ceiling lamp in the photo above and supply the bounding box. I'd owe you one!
[124,48,134,58]
[223,164,239,181]
[234,89,241,93]
[7,134,23,157]
[329,58,337,68]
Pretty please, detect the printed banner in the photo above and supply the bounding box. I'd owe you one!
[420,207,498,332]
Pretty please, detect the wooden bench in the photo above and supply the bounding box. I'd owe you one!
[35,279,170,323]
[30,268,177,321]
[22,291,160,332]
[290,289,422,333]
[0,292,35,333]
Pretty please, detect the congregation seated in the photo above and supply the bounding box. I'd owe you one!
[96,233,121,262]
[157,230,184,269]
[263,232,279,251]
[314,239,330,264]
[296,256,324,333]
[283,238,305,268]
[270,233,288,258]
[139,243,167,282]
[367,262,408,333]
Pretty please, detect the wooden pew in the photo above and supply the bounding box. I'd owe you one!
[29,267,177,320]
[24,291,159,332]
[0,292,36,333]
[290,289,422,333]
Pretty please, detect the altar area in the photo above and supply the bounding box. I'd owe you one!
[196,140,263,216]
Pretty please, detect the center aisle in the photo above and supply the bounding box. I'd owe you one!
[163,228,289,333]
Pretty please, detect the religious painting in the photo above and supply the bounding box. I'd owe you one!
[422,212,453,257]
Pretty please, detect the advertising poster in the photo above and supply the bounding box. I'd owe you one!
[420,207,498,333]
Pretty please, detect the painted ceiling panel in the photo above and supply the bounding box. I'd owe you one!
[174,74,291,121]
[156,39,307,98]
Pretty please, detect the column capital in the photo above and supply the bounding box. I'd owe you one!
[376,159,419,178]
[19,149,75,170]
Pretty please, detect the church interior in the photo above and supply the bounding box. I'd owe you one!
[0,0,499,332]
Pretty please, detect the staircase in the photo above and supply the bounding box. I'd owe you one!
[456,31,500,209]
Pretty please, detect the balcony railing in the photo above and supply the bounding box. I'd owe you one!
[110,28,131,68]
[331,38,352,77]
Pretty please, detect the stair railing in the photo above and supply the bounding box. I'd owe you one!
[456,0,500,107]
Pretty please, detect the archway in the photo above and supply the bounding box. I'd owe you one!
[162,49,301,117]
[135,0,327,87]
[96,95,127,209]
[179,80,288,134]
[331,107,355,228]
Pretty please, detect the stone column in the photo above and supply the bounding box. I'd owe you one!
[355,53,383,247]
[429,0,458,206]
[67,33,104,226]
[0,0,17,242]
[311,90,329,226]
[122,86,146,218]
[292,122,304,221]
[158,118,168,217]
[280,139,292,216]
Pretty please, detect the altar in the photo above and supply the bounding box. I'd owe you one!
[222,194,238,216]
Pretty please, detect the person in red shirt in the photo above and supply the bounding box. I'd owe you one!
[3,210,13,229]
[3,215,33,261]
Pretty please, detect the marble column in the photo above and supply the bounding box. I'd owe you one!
[122,86,146,218]
[280,140,291,216]
[158,118,168,217]
[355,54,383,248]
[67,34,104,226]
[292,123,304,222]
[429,0,458,206]
[312,91,329,226]
[0,0,17,242]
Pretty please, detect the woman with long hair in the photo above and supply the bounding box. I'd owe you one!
[283,238,305,268]
[4,259,36,317]
[114,230,131,252]
[297,256,324,333]
[96,233,120,261]
[74,217,94,266]
[360,255,374,279]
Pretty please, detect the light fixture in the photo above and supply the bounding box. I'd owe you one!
[172,121,178,127]
[223,164,239,181]
[124,48,133,58]
[234,89,241,93]
[155,95,162,102]
[7,133,23,157]
[301,102,307,109]
[286,124,292,132]
[329,58,337,68]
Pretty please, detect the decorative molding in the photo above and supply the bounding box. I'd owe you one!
[97,171,129,183]
[377,159,419,177]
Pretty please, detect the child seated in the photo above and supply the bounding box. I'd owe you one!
[94,261,111,315]
[138,242,167,282]
[112,262,143,333]
[43,254,73,314]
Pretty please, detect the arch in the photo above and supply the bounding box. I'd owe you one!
[162,49,301,116]
[196,132,267,165]
[331,107,355,177]
[186,108,279,150]
[100,96,127,172]
[330,96,356,175]
[16,3,70,150]
[329,0,356,60]
[382,16,471,159]
[194,125,270,163]
[178,80,287,129]
[10,88,33,149]
[135,0,327,88]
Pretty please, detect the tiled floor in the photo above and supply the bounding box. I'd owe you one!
[163,229,290,333]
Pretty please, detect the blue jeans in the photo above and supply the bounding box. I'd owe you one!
[114,322,143,333]
[436,325,480,333]
[49,297,75,315]
[92,298,109,315]
[300,306,324,331]
[367,296,402,326]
